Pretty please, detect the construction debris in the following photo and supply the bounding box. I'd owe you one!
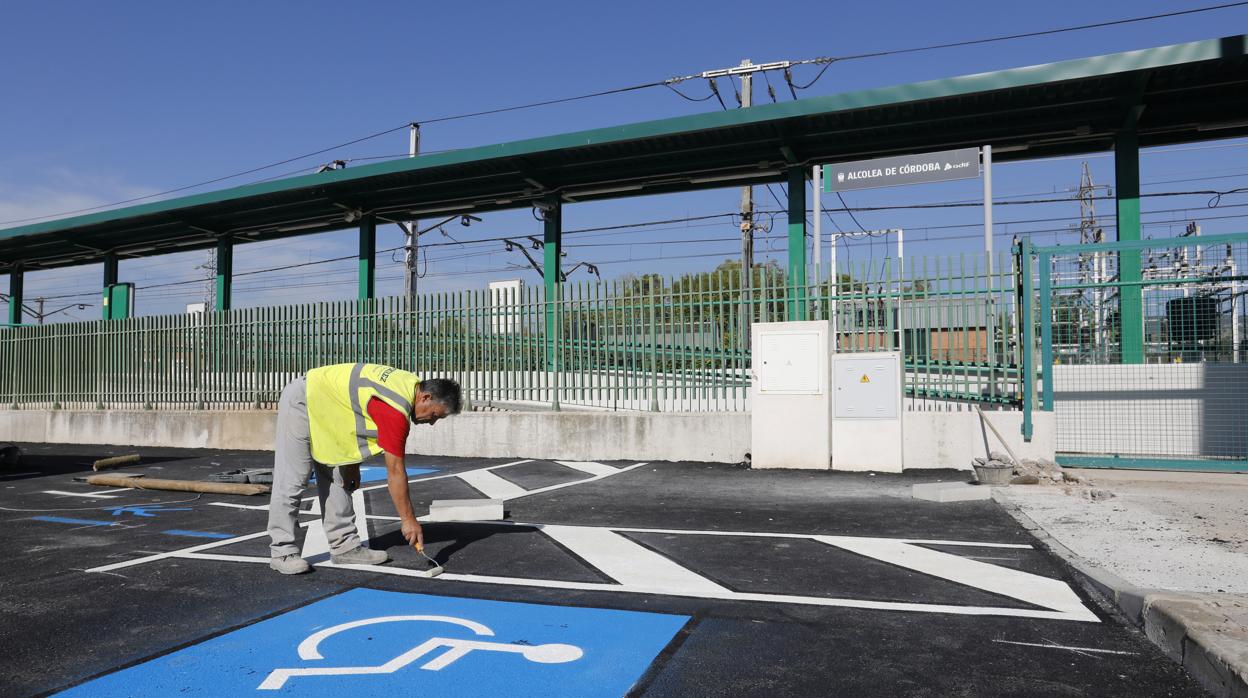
[1011,457,1111,499]
[86,474,269,496]
[92,454,141,471]
[970,451,1015,485]
[1063,486,1116,501]
[207,468,273,485]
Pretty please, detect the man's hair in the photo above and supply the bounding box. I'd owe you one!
[418,378,463,414]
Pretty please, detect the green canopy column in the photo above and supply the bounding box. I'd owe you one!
[214,236,233,311]
[543,198,562,366]
[358,214,376,300]
[102,252,118,319]
[6,264,23,325]
[787,166,808,320]
[356,214,377,359]
[1115,131,1144,364]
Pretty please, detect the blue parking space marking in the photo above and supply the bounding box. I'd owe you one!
[31,516,118,527]
[310,466,437,484]
[60,589,688,697]
[162,529,234,539]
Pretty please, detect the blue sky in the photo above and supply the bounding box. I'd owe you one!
[3,1,1248,320]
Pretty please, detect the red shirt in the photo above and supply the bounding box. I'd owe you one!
[366,397,410,457]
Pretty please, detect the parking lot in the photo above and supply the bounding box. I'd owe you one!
[1,443,1203,696]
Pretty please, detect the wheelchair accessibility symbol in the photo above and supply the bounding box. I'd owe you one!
[58,589,686,697]
[259,615,584,690]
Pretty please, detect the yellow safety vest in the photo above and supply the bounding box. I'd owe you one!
[305,363,420,466]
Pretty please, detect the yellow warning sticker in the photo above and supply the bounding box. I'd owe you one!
[860,374,870,383]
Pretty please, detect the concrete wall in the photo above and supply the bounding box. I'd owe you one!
[0,409,277,451]
[0,407,1051,469]
[406,411,750,463]
[902,410,1056,470]
[0,409,751,464]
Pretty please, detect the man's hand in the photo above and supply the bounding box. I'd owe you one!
[401,518,425,551]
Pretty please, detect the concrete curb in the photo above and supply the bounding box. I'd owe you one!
[994,490,1248,698]
[992,491,1150,622]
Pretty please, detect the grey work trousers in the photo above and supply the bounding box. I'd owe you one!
[267,376,363,558]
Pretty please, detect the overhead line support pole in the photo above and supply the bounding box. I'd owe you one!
[405,123,421,298]
[739,59,754,341]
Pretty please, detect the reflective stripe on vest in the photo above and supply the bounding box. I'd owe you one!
[305,363,419,466]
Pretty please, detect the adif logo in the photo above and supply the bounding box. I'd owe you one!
[837,172,845,183]
[943,163,952,171]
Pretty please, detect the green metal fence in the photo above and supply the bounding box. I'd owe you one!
[1028,232,1248,471]
[1,252,1024,415]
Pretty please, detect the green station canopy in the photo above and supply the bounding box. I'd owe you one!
[2,35,1245,271]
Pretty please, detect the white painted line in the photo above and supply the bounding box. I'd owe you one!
[209,502,270,511]
[815,536,1098,621]
[301,488,369,562]
[424,571,1096,622]
[85,531,271,573]
[353,488,368,543]
[554,461,618,477]
[319,561,440,577]
[355,460,534,494]
[540,524,729,594]
[505,521,1033,549]
[209,495,317,512]
[301,520,331,560]
[43,490,120,499]
[176,552,270,564]
[992,639,1136,655]
[95,487,134,495]
[90,503,1097,622]
[457,469,528,500]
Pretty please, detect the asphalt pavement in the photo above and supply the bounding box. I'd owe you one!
[0,443,1206,697]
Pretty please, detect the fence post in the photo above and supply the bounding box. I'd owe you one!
[5,326,15,409]
[649,281,659,412]
[1017,238,1034,442]
[1038,250,1054,411]
[542,198,563,410]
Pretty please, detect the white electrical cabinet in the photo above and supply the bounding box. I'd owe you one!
[831,352,903,472]
[750,321,830,469]
[834,356,900,419]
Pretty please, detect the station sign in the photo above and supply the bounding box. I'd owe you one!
[823,147,980,192]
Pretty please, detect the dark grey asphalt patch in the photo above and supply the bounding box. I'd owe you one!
[621,531,1042,610]
[916,543,1056,578]
[491,459,591,490]
[641,613,1205,698]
